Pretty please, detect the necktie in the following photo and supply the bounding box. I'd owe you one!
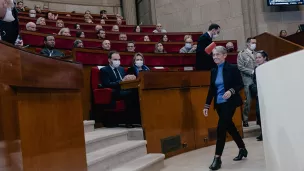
[114,68,121,81]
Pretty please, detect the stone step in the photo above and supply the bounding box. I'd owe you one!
[111,128,144,140]
[85,128,128,153]
[113,154,165,171]
[243,121,261,138]
[84,120,95,133]
[87,140,147,171]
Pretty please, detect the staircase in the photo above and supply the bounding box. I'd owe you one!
[84,120,165,171]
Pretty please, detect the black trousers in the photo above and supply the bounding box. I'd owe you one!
[215,102,245,156]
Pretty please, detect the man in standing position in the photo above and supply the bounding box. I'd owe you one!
[237,37,257,127]
[0,0,19,44]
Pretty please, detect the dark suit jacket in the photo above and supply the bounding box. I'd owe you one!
[100,65,126,90]
[40,48,65,57]
[0,7,19,44]
[205,62,244,109]
[195,32,216,70]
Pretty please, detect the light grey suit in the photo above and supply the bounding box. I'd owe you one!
[237,48,256,122]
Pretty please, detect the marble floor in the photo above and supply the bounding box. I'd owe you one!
[162,137,266,171]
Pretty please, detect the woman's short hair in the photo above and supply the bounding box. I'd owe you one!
[56,20,64,27]
[132,52,144,64]
[74,23,80,29]
[36,17,44,24]
[76,31,83,38]
[133,25,141,32]
[73,39,83,47]
[257,50,269,61]
[212,46,227,54]
[58,28,70,35]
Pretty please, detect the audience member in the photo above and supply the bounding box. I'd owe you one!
[26,22,36,31]
[95,24,103,31]
[36,17,46,25]
[34,4,42,13]
[58,28,71,36]
[56,20,64,28]
[127,52,150,77]
[127,41,135,52]
[100,19,105,25]
[100,51,140,127]
[161,35,169,42]
[226,42,235,52]
[237,37,257,127]
[153,23,167,33]
[40,35,65,57]
[16,1,25,12]
[97,29,106,39]
[84,10,93,23]
[74,23,81,30]
[116,13,123,19]
[134,25,141,33]
[14,35,23,48]
[154,42,167,53]
[76,31,85,38]
[0,0,19,44]
[47,12,58,20]
[102,40,111,50]
[196,23,220,70]
[180,38,196,53]
[119,33,127,41]
[29,9,36,18]
[144,35,150,42]
[73,39,84,48]
[184,35,192,41]
[117,18,122,25]
[100,10,108,19]
[112,25,119,32]
[279,30,287,38]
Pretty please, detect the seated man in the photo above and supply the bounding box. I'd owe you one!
[100,51,141,126]
[153,23,167,33]
[226,41,235,52]
[95,24,103,31]
[16,1,25,12]
[29,9,36,18]
[97,29,106,39]
[119,33,127,41]
[26,22,36,31]
[126,41,135,52]
[40,35,65,57]
[112,25,119,32]
[117,18,122,25]
[102,40,111,50]
[179,38,197,53]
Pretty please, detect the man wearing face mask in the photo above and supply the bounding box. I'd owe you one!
[180,38,196,53]
[0,0,19,44]
[237,37,257,127]
[226,42,235,52]
[100,51,141,127]
[196,24,220,70]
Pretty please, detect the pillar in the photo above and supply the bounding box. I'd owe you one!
[122,0,137,25]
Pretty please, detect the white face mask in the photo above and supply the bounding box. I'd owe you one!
[135,61,143,67]
[112,60,120,68]
[29,14,36,18]
[250,44,256,50]
[3,8,15,22]
[213,34,219,38]
[185,43,192,49]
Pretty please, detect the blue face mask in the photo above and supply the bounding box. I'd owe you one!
[185,43,192,49]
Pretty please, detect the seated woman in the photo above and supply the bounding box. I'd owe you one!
[100,19,106,25]
[144,35,150,42]
[84,10,93,23]
[47,12,58,20]
[184,34,192,41]
[74,23,81,30]
[134,25,141,33]
[127,53,150,77]
[160,35,169,42]
[36,17,46,25]
[73,39,84,48]
[56,20,64,28]
[76,31,85,38]
[58,28,71,36]
[252,50,268,141]
[154,42,167,53]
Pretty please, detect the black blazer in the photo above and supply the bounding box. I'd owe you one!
[205,62,244,109]
[195,32,216,70]
[100,65,126,90]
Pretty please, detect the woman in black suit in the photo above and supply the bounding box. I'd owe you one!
[203,46,248,170]
[127,53,150,77]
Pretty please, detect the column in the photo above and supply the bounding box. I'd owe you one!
[122,0,137,25]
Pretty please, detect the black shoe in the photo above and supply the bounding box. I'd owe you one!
[233,148,248,161]
[243,122,249,127]
[209,157,222,170]
[257,134,263,141]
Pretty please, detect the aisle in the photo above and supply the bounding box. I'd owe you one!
[161,137,266,171]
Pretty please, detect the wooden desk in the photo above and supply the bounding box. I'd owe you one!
[121,72,243,158]
[0,41,87,170]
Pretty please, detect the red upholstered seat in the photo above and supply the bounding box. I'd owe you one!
[18,11,118,19]
[91,66,125,111]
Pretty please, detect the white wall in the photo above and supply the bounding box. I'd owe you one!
[256,50,304,171]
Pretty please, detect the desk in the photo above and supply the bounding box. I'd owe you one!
[120,72,243,158]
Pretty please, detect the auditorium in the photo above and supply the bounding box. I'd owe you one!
[1,0,304,170]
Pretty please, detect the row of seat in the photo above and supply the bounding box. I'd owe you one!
[21,30,237,53]
[19,11,118,19]
[19,16,155,32]
[19,23,202,42]
[73,48,238,66]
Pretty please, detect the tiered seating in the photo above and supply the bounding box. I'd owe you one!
[19,23,202,41]
[19,11,118,19]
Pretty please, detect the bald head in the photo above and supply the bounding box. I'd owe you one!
[112,25,119,32]
[102,40,111,50]
[26,22,36,31]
